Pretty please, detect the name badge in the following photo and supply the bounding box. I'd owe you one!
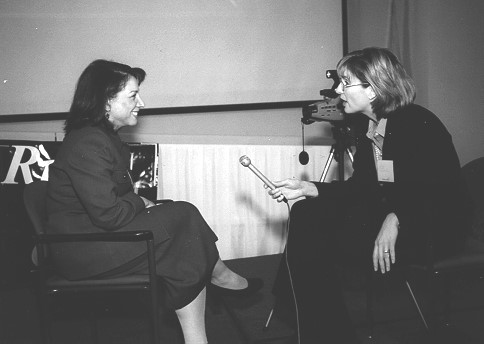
[377,160,394,182]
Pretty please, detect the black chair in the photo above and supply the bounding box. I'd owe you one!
[367,157,484,338]
[23,180,162,344]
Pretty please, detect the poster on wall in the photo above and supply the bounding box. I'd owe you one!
[0,140,159,288]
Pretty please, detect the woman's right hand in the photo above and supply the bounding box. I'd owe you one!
[266,178,318,202]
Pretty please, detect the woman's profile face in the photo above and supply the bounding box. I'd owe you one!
[107,76,145,131]
[335,74,375,121]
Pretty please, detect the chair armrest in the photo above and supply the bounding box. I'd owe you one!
[35,230,154,244]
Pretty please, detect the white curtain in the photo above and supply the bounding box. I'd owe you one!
[157,144,350,259]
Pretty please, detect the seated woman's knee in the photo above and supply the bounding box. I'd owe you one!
[173,201,202,218]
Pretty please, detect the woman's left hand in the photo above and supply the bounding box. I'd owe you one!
[373,213,399,273]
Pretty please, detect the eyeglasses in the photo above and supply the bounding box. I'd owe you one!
[339,80,369,90]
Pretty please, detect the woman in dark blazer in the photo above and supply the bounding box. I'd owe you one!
[46,59,262,344]
[266,47,470,343]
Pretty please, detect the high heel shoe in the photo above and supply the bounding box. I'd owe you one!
[208,278,264,297]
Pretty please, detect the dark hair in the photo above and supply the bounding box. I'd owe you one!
[336,47,416,119]
[65,59,146,134]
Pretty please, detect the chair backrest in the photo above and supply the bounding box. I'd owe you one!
[461,157,484,241]
[23,180,48,235]
[462,157,484,209]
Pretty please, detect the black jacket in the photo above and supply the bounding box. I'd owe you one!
[314,104,470,262]
[46,126,169,279]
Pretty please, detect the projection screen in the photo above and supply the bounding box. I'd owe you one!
[0,0,343,117]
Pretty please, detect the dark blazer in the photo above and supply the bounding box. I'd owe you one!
[46,126,169,280]
[313,104,470,262]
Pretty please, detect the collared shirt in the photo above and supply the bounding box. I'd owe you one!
[367,118,387,163]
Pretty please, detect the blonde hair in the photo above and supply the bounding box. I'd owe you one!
[337,47,416,119]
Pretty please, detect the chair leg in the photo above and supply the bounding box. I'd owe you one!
[88,313,99,344]
[37,290,51,344]
[443,274,451,325]
[150,287,160,344]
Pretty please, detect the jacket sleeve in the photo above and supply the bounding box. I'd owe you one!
[63,132,145,230]
[383,112,464,234]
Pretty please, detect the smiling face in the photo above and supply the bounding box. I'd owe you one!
[106,76,145,131]
[335,74,377,122]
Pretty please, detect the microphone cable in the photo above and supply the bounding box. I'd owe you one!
[266,200,300,344]
[299,121,309,165]
[283,200,301,344]
[239,155,300,342]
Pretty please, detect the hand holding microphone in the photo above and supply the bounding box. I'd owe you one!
[240,155,319,201]
[239,155,288,203]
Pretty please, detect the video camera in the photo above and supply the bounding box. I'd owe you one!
[299,70,355,178]
[301,70,344,124]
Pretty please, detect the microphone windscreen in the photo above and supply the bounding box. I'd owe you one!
[299,151,309,165]
[239,155,251,167]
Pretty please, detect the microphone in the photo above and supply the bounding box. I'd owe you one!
[299,120,309,165]
[239,155,288,203]
[299,151,309,165]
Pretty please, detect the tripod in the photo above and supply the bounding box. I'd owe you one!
[319,122,354,182]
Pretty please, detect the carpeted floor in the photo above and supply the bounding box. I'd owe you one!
[1,254,484,343]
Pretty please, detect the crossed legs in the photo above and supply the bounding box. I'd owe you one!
[175,258,249,343]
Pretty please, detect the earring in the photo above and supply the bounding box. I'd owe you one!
[105,113,110,119]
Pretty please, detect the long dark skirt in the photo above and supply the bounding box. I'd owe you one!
[273,188,469,343]
[93,201,219,310]
[273,197,381,344]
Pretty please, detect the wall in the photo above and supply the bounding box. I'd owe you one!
[3,1,483,162]
[4,0,483,260]
[346,0,484,165]
[0,0,344,149]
